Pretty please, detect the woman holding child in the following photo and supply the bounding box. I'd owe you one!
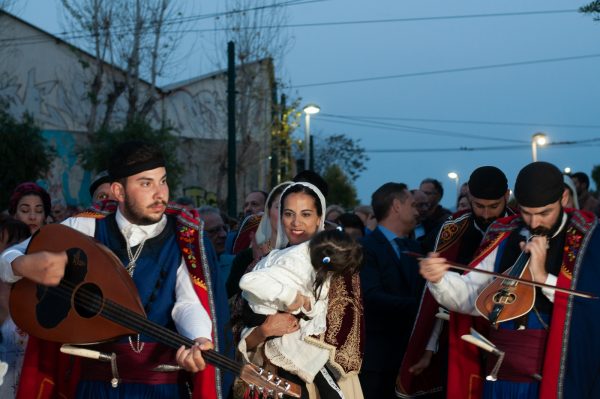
[236,181,365,399]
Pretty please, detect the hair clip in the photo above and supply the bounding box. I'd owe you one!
[336,225,343,232]
[322,256,331,264]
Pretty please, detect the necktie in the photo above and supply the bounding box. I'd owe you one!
[394,237,409,258]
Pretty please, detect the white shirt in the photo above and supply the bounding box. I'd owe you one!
[427,226,559,317]
[0,209,212,341]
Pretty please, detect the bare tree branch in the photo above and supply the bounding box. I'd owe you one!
[59,0,189,129]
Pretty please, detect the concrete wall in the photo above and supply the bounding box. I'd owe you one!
[0,12,274,212]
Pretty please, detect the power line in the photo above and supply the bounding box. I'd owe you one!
[176,8,578,33]
[365,138,600,153]
[321,113,600,130]
[317,114,531,143]
[0,0,323,45]
[290,53,600,88]
[0,7,577,45]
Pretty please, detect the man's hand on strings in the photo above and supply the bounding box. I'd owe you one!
[176,337,213,373]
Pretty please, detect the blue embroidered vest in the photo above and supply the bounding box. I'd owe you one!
[95,214,181,339]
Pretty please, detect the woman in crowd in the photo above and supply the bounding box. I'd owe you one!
[456,193,471,212]
[237,181,364,399]
[8,182,51,234]
[564,174,580,209]
[226,181,292,299]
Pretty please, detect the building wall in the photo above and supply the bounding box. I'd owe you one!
[0,12,274,212]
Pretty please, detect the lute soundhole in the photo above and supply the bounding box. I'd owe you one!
[73,282,104,318]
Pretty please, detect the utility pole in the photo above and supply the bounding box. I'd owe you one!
[270,80,279,188]
[227,41,237,217]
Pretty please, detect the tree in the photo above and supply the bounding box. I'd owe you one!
[77,118,183,189]
[59,0,190,130]
[580,1,600,19]
[0,101,55,210]
[207,0,295,189]
[271,95,301,183]
[313,134,369,181]
[323,164,359,209]
[0,1,18,14]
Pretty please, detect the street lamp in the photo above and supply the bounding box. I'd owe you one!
[303,104,320,170]
[564,167,571,175]
[531,132,548,162]
[448,172,460,201]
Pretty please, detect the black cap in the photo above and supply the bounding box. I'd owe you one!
[514,162,564,207]
[108,140,165,180]
[89,170,111,197]
[468,166,508,200]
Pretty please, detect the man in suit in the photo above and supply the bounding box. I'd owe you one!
[359,182,426,399]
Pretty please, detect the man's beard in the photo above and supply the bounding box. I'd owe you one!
[528,207,564,238]
[123,197,167,225]
[474,207,506,231]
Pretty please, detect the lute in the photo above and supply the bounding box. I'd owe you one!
[10,223,300,398]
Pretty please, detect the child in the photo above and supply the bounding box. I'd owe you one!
[239,229,362,390]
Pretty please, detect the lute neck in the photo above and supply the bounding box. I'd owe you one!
[89,288,242,374]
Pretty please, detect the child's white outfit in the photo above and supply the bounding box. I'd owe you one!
[239,241,331,382]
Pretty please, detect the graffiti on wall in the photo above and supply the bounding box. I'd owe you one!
[39,130,91,207]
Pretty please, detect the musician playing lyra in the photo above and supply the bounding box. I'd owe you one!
[419,161,600,399]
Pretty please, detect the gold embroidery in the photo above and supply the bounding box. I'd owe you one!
[314,273,364,376]
[190,274,207,290]
[436,216,470,253]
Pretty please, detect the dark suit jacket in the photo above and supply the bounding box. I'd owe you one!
[359,227,425,373]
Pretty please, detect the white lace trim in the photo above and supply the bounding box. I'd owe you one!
[263,330,330,383]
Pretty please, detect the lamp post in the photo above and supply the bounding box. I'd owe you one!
[448,172,459,201]
[531,132,548,162]
[303,104,320,170]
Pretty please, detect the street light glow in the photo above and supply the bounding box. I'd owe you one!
[534,135,547,146]
[531,132,549,162]
[564,167,571,174]
[447,172,460,203]
[303,104,321,115]
[303,103,321,170]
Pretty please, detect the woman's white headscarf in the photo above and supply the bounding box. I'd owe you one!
[275,181,327,249]
[254,181,293,246]
[563,175,580,209]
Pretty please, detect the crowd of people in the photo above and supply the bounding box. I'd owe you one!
[0,139,599,399]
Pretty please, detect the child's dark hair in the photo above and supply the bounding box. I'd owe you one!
[0,217,31,247]
[309,229,363,299]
